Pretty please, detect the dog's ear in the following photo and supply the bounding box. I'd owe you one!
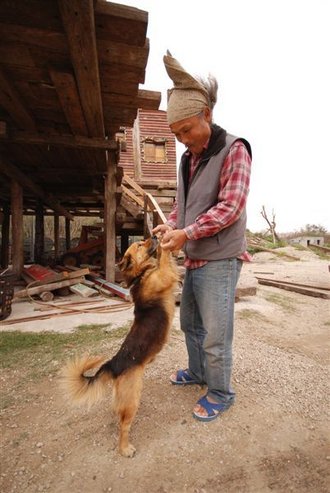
[118,253,132,272]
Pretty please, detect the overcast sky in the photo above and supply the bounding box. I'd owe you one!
[115,0,329,233]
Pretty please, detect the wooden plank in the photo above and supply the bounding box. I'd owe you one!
[95,0,148,46]
[123,172,145,195]
[69,283,98,298]
[257,278,330,299]
[122,185,144,208]
[97,39,149,69]
[0,22,67,52]
[14,276,86,299]
[88,274,131,301]
[145,192,167,224]
[256,277,330,292]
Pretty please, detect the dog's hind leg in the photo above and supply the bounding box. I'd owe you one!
[113,367,144,457]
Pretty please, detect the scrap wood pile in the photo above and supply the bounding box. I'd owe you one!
[15,264,131,302]
[0,264,133,325]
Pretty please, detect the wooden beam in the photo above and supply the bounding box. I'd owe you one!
[58,0,105,138]
[256,278,330,299]
[0,68,36,131]
[94,4,148,52]
[49,68,89,136]
[1,130,118,150]
[136,89,161,110]
[0,156,74,220]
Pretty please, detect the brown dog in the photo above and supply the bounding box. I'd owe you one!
[60,236,178,457]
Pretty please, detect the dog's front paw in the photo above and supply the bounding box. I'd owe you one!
[120,443,136,458]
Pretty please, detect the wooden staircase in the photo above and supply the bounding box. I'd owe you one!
[116,172,169,237]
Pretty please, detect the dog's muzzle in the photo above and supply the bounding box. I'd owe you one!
[147,235,159,256]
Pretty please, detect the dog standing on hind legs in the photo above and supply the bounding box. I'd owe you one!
[60,236,178,457]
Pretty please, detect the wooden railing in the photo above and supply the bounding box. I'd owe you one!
[122,173,167,236]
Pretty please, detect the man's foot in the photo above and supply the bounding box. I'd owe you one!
[193,395,228,421]
[170,369,199,385]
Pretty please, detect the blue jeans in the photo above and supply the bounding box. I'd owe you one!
[180,258,242,407]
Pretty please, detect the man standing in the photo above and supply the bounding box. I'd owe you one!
[153,52,252,421]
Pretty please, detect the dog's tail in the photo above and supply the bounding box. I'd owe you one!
[60,354,113,409]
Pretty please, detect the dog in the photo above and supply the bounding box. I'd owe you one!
[60,236,178,457]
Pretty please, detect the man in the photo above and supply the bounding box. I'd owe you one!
[153,52,252,421]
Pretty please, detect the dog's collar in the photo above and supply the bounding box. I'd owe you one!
[129,273,143,288]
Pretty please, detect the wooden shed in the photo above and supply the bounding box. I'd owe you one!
[0,0,170,282]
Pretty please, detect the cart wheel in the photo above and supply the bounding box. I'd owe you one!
[91,252,104,267]
[61,252,80,267]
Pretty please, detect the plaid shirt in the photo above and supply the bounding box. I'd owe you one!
[167,140,252,269]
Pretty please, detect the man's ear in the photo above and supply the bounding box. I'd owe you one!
[203,106,212,123]
[118,253,132,272]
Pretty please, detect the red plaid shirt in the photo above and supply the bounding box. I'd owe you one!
[167,140,252,269]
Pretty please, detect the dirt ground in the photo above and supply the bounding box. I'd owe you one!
[1,246,329,493]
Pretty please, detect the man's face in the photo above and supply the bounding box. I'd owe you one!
[169,107,212,156]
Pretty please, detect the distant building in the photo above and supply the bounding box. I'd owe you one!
[289,236,325,247]
[118,108,177,183]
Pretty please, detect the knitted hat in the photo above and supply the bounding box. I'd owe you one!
[163,51,211,125]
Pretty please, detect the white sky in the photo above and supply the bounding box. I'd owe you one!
[114,0,329,233]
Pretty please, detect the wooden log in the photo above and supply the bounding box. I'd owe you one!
[39,291,55,302]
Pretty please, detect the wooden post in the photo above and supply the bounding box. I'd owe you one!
[0,203,10,268]
[104,152,117,282]
[11,180,24,276]
[65,217,71,250]
[34,200,44,264]
[54,213,60,260]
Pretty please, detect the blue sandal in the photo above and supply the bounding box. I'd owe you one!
[170,369,199,385]
[193,395,227,422]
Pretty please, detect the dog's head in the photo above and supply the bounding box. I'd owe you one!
[117,236,159,286]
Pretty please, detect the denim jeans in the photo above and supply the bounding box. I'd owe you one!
[180,258,242,407]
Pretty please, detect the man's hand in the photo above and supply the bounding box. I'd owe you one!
[161,229,187,251]
[152,224,173,237]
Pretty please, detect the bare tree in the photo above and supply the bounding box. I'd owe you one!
[260,206,280,244]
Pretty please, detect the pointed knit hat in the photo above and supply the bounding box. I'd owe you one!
[163,51,210,125]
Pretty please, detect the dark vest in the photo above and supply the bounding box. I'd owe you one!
[176,125,252,261]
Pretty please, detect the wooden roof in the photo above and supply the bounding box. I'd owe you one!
[0,0,161,219]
